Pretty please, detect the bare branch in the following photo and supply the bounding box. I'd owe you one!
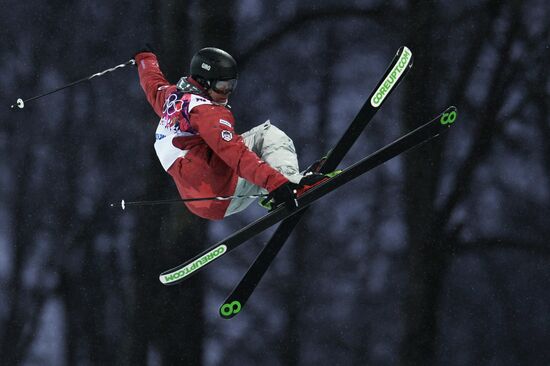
[237,6,389,69]
[437,1,525,228]
[445,0,508,108]
[456,237,550,258]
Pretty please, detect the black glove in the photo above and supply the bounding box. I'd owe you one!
[268,173,326,209]
[133,43,156,62]
[299,172,326,186]
[269,182,299,209]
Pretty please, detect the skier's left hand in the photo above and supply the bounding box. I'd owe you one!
[298,172,327,186]
[269,173,326,209]
[269,182,298,209]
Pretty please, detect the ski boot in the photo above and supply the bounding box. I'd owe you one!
[301,155,328,174]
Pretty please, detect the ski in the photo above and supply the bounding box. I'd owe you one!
[159,106,458,289]
[219,47,414,318]
[218,106,458,318]
[158,47,413,287]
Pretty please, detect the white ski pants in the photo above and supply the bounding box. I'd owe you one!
[225,120,301,217]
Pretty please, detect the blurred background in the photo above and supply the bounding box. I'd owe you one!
[1,0,550,365]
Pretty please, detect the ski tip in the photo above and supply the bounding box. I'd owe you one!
[443,105,457,115]
[158,269,182,285]
[439,106,458,126]
[398,46,413,60]
[370,46,414,108]
[219,300,242,319]
[158,271,180,285]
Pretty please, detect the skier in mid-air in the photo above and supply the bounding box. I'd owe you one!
[134,47,326,220]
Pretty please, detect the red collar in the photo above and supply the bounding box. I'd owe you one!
[187,76,207,92]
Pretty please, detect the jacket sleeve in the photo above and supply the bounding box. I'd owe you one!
[190,105,289,192]
[135,52,176,117]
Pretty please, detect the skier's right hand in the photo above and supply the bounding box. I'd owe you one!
[269,182,298,209]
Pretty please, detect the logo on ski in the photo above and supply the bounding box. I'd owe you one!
[160,244,227,284]
[220,300,242,318]
[440,110,457,125]
[370,47,412,108]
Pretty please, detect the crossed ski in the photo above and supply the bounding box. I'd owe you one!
[216,105,457,318]
[157,47,457,319]
[218,45,413,318]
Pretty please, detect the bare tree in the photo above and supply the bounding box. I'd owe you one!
[399,0,550,365]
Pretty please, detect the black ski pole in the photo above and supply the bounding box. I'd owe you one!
[10,59,136,109]
[110,193,270,210]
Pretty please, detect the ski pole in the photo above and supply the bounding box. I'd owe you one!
[110,194,269,210]
[10,59,136,109]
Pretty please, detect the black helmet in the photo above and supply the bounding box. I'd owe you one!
[190,47,238,82]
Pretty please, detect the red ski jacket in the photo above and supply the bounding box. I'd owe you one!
[135,52,288,220]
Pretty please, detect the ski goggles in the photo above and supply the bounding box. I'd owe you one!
[210,78,237,95]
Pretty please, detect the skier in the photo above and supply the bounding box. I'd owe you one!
[134,47,326,220]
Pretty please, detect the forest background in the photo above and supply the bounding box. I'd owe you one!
[1,0,549,365]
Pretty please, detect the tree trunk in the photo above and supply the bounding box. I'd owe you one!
[399,1,447,365]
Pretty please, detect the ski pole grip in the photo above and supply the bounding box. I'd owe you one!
[10,98,24,109]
